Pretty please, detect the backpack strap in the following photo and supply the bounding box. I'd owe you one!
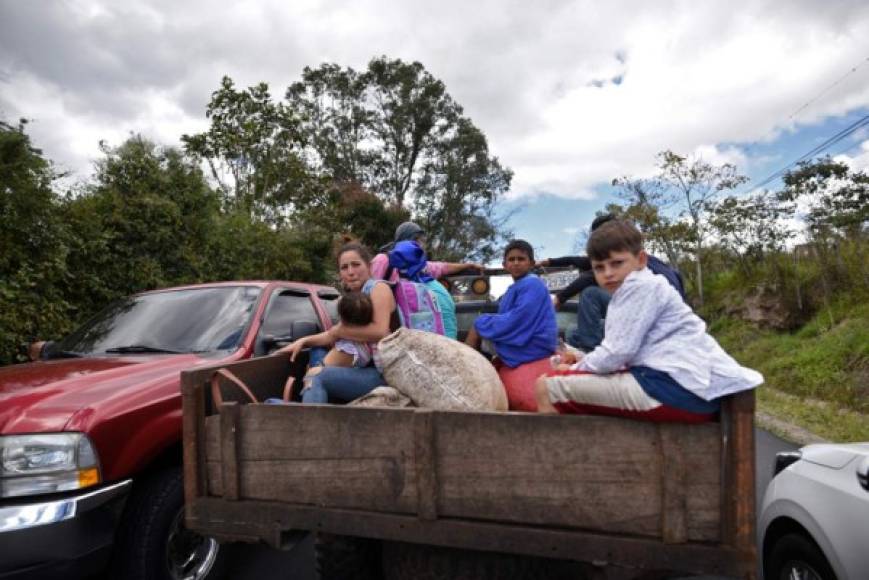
[210,368,259,407]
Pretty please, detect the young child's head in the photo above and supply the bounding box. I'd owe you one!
[502,239,535,280]
[586,220,648,293]
[337,292,374,327]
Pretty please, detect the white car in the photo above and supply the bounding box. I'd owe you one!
[760,442,869,580]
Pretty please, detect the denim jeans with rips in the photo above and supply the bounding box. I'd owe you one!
[301,364,385,404]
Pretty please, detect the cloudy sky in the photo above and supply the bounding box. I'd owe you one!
[2,0,868,258]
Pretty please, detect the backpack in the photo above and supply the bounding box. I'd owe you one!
[385,264,446,335]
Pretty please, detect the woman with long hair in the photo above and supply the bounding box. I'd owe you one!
[281,242,397,404]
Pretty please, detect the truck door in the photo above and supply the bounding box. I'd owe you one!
[254,287,324,356]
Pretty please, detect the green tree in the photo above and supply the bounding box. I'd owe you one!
[287,57,513,260]
[607,176,693,268]
[182,77,320,223]
[613,151,748,304]
[708,192,795,275]
[779,157,869,238]
[414,118,513,262]
[0,120,71,363]
[63,136,221,315]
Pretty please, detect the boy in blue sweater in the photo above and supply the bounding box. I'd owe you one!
[465,240,558,368]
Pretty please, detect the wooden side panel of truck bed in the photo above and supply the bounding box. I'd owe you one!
[181,354,756,578]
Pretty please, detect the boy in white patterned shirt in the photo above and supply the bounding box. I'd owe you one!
[535,220,762,422]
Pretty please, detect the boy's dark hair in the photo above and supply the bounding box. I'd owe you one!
[586,220,644,261]
[590,213,616,231]
[337,292,374,326]
[503,239,535,262]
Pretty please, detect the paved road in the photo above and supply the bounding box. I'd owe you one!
[225,428,800,580]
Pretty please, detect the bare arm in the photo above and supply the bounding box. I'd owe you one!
[442,262,484,276]
[277,330,335,361]
[464,326,482,349]
[329,283,395,343]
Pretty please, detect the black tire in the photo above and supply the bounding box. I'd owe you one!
[110,467,226,580]
[381,541,588,580]
[314,533,383,580]
[765,532,837,580]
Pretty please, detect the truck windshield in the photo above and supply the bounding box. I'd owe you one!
[54,286,263,356]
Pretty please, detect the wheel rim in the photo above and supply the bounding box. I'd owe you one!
[781,559,824,580]
[166,509,220,580]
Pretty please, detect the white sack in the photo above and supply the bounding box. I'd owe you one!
[377,328,508,412]
[349,386,413,408]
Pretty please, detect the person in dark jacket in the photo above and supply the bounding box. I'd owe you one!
[540,214,685,352]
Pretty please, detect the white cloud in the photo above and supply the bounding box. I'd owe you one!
[834,139,869,173]
[1,0,869,200]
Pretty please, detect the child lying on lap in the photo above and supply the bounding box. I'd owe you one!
[535,220,762,422]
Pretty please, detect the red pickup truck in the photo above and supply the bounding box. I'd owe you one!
[0,281,339,580]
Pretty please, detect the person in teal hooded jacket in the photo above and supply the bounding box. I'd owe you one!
[388,239,459,339]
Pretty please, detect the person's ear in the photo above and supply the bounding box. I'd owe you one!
[637,249,648,268]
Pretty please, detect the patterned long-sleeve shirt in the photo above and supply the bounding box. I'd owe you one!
[576,268,762,401]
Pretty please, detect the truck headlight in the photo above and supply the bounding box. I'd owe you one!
[0,433,101,498]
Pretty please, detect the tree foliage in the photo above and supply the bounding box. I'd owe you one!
[182,77,321,223]
[612,150,748,304]
[0,120,72,362]
[287,57,513,260]
[779,157,869,238]
[708,192,795,275]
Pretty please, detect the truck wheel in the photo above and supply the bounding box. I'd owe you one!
[111,467,226,580]
[314,533,383,580]
[765,533,836,580]
[381,541,586,580]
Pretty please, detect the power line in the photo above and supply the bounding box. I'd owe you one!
[749,113,869,191]
[786,56,869,123]
[741,55,869,159]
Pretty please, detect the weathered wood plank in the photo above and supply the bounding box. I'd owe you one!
[434,412,666,537]
[660,424,687,543]
[728,390,757,574]
[413,409,438,520]
[204,405,721,539]
[207,404,419,511]
[220,402,241,500]
[182,378,206,510]
[187,497,748,577]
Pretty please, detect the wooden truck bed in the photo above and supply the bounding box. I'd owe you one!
[181,353,756,578]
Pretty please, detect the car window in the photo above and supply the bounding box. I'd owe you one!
[258,290,322,339]
[318,291,341,325]
[55,286,263,355]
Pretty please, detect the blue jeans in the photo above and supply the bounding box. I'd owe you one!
[568,286,611,352]
[301,364,385,404]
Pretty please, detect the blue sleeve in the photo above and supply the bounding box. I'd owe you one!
[474,278,552,347]
[647,255,686,299]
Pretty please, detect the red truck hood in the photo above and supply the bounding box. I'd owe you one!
[0,354,212,433]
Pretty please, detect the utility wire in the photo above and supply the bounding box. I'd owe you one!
[749,113,869,191]
[786,56,869,123]
[741,55,869,158]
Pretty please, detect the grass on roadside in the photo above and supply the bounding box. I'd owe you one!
[710,299,869,443]
[757,387,869,443]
